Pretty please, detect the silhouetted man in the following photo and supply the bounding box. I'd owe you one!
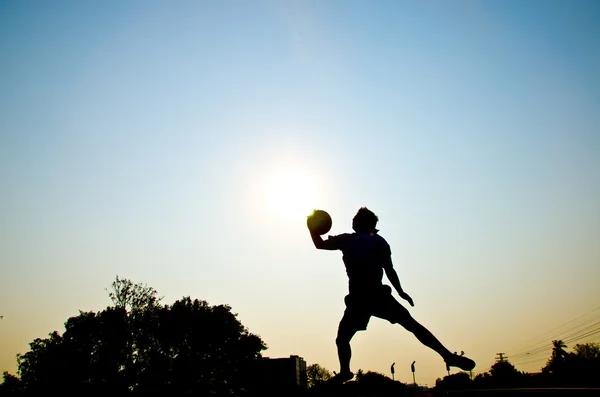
[309,207,475,382]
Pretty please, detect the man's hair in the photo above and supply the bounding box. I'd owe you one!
[353,207,379,233]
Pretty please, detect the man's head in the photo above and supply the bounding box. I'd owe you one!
[352,207,379,234]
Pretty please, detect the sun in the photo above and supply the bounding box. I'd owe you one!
[266,168,318,220]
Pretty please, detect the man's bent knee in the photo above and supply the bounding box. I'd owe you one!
[336,327,358,346]
[336,333,352,346]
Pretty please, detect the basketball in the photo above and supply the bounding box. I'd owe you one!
[307,209,332,235]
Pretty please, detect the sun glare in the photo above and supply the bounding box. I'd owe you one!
[266,169,317,220]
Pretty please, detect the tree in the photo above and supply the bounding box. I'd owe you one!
[16,331,69,393]
[147,296,266,395]
[551,340,567,361]
[350,371,407,396]
[543,340,569,380]
[435,372,472,391]
[472,372,492,388]
[14,277,267,395]
[306,363,332,387]
[469,360,529,389]
[573,342,600,360]
[0,371,22,395]
[550,342,600,387]
[106,275,162,312]
[490,360,519,379]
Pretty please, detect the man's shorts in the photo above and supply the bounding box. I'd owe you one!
[338,285,412,334]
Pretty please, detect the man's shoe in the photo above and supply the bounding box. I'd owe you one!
[330,370,354,383]
[445,354,476,371]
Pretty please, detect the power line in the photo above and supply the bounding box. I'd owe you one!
[507,306,600,359]
[511,329,600,367]
[512,357,548,366]
[511,320,600,357]
[562,322,600,343]
[509,305,600,354]
[511,344,552,360]
[480,310,600,375]
[565,327,600,345]
[511,325,600,362]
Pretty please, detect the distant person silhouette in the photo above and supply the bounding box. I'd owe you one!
[309,207,475,382]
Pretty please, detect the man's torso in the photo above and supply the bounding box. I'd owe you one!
[326,233,392,295]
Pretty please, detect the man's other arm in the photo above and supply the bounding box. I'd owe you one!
[384,262,414,307]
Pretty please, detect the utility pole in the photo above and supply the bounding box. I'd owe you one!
[495,353,507,362]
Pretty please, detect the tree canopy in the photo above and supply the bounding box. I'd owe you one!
[3,277,267,395]
[306,363,332,388]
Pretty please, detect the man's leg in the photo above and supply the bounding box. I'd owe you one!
[336,326,358,376]
[333,299,368,381]
[378,296,476,371]
[402,315,452,358]
[402,315,475,371]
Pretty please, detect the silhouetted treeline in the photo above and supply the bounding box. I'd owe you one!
[435,340,600,392]
[307,369,415,397]
[0,277,266,395]
[2,277,599,396]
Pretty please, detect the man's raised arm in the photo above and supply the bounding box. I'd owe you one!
[309,230,338,250]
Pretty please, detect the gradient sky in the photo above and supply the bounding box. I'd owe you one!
[1,0,599,386]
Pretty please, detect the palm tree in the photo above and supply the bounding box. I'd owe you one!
[551,340,567,361]
[544,340,569,377]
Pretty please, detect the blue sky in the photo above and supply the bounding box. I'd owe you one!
[1,0,599,386]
